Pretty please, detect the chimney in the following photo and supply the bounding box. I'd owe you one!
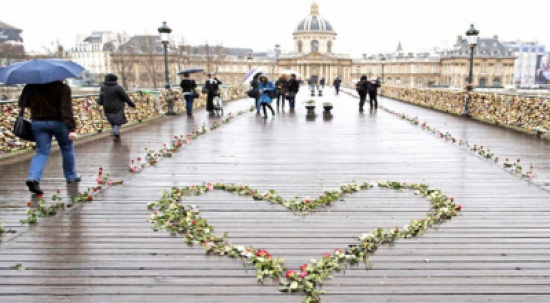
[457,35,463,44]
[493,35,499,41]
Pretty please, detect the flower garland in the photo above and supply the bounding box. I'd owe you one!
[148,181,461,303]
[341,88,537,179]
[12,106,254,230]
[20,167,124,225]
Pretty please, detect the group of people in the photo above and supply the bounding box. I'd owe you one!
[356,75,381,111]
[248,73,300,118]
[180,72,223,116]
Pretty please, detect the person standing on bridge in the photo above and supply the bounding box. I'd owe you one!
[98,73,136,142]
[275,74,288,110]
[356,75,368,112]
[19,80,80,195]
[286,73,300,110]
[333,76,341,95]
[204,73,222,115]
[367,76,381,109]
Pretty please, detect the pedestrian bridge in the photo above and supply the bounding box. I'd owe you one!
[0,88,549,302]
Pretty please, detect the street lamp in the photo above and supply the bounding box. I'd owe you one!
[247,53,253,70]
[379,54,385,83]
[462,23,479,117]
[158,21,175,116]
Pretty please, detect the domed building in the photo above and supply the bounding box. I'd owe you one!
[277,2,353,84]
[293,2,336,54]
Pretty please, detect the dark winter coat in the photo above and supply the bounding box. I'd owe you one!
[319,78,326,87]
[367,79,381,93]
[18,81,76,131]
[287,78,300,93]
[356,75,369,96]
[204,78,222,95]
[99,81,136,125]
[275,79,288,95]
[333,78,341,87]
[180,78,197,93]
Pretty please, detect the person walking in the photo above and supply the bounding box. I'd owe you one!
[333,76,341,95]
[98,73,136,142]
[319,76,325,96]
[367,76,381,109]
[356,75,368,112]
[204,73,222,115]
[258,74,276,118]
[275,74,288,110]
[250,73,261,114]
[286,73,300,110]
[19,80,80,194]
[179,73,197,116]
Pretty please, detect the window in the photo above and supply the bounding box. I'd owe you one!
[480,64,487,73]
[327,41,332,53]
[417,65,423,73]
[298,41,303,53]
[495,64,502,74]
[311,40,319,52]
[356,65,361,73]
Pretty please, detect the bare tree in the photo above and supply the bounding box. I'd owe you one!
[169,34,188,72]
[202,43,226,74]
[138,36,161,88]
[42,39,65,58]
[0,42,25,66]
[110,34,135,89]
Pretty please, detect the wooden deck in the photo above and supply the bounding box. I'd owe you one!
[1,89,549,302]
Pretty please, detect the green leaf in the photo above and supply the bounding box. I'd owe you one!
[11,263,26,271]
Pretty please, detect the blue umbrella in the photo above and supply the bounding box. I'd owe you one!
[177,68,204,75]
[0,59,85,85]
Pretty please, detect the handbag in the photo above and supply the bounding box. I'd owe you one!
[13,107,35,142]
[191,89,200,98]
[267,90,277,99]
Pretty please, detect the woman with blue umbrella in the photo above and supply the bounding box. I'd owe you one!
[0,59,85,194]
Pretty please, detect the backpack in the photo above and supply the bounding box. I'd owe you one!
[356,80,366,93]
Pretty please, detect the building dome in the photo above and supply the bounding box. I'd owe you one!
[296,3,334,32]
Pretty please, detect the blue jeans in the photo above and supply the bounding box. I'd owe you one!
[184,94,194,113]
[28,120,78,182]
[255,98,261,113]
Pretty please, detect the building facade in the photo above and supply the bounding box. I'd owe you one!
[503,41,545,86]
[0,21,25,68]
[438,35,516,88]
[67,2,518,90]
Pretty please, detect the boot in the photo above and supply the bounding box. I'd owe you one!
[26,180,44,195]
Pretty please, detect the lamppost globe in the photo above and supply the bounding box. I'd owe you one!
[158,21,172,44]
[462,24,480,117]
[466,24,480,47]
[158,21,175,115]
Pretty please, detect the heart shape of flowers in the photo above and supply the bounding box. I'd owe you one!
[148,181,461,303]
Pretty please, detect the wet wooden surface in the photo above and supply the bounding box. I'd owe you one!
[0,88,549,302]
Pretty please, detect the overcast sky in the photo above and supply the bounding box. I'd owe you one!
[3,0,549,57]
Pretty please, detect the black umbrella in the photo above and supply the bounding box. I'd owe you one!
[177,68,204,75]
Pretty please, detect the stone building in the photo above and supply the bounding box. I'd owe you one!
[67,2,517,90]
[439,35,516,88]
[0,21,25,68]
[502,41,545,86]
